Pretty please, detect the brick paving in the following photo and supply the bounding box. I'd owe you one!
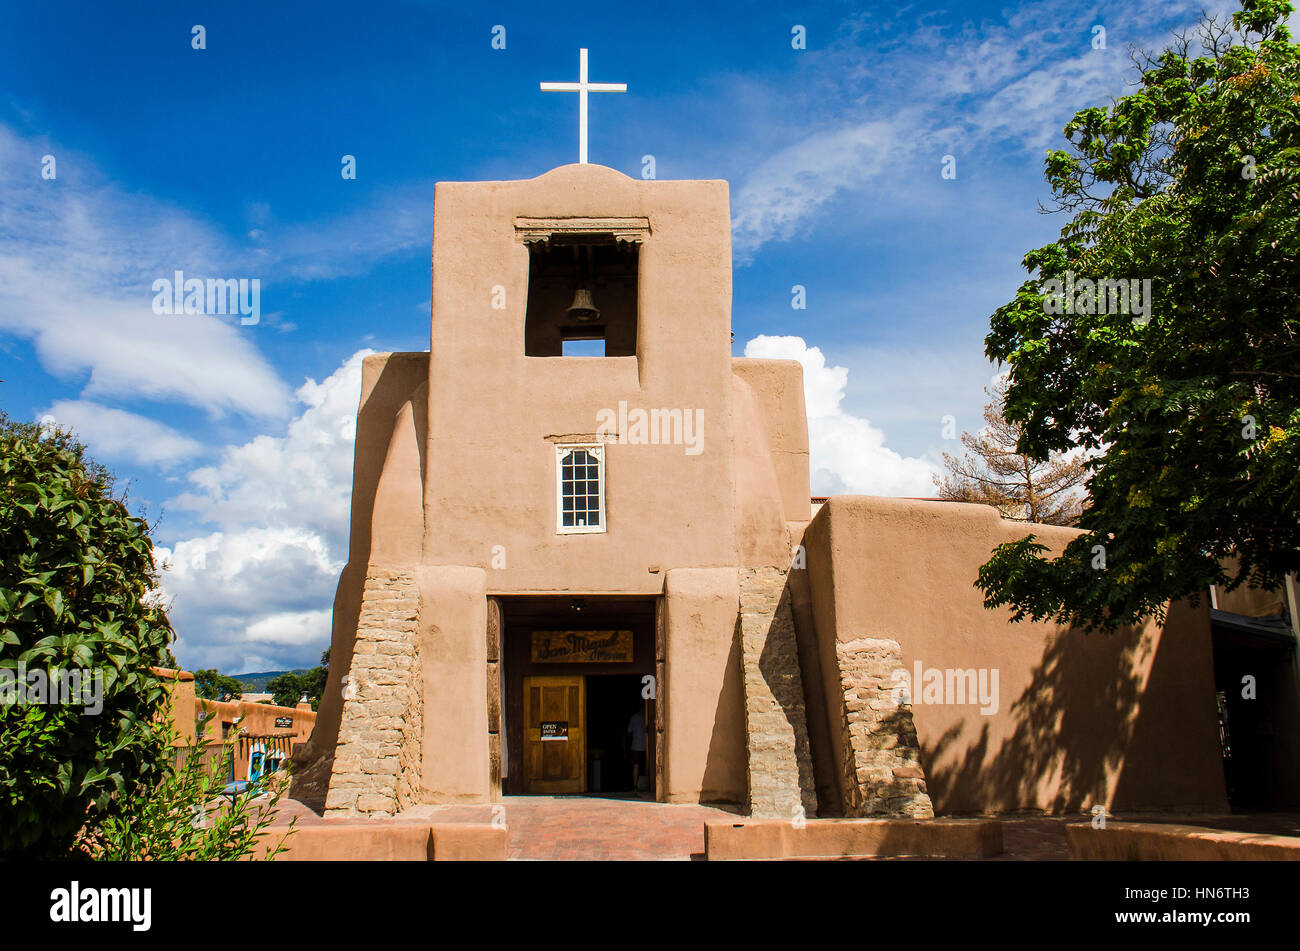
[404,795,743,860]
[272,795,1300,861]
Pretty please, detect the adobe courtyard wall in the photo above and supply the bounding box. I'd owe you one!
[802,496,1229,815]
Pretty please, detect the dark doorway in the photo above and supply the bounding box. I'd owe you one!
[499,595,657,797]
[586,674,649,796]
[1211,610,1300,809]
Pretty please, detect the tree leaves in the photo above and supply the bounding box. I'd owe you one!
[980,0,1300,631]
[0,410,174,856]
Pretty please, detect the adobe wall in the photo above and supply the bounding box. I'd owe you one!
[730,358,811,523]
[153,667,196,744]
[803,496,1229,815]
[731,374,791,567]
[662,568,747,803]
[1213,555,1291,617]
[196,697,316,741]
[416,565,490,802]
[421,164,738,593]
[294,352,426,800]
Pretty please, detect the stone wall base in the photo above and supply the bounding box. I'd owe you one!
[739,566,818,819]
[835,636,934,818]
[324,567,423,816]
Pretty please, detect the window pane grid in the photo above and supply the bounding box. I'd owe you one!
[559,448,602,530]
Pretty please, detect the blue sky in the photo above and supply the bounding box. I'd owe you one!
[1,0,1262,672]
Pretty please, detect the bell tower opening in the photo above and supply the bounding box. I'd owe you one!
[524,235,639,357]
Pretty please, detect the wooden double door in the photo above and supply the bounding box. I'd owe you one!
[522,675,586,794]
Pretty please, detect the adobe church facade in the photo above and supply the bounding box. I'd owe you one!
[296,163,1232,821]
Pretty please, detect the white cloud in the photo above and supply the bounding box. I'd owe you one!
[246,610,335,647]
[157,350,373,672]
[169,349,370,543]
[744,335,937,496]
[157,528,343,671]
[0,121,429,420]
[729,0,1207,258]
[40,400,201,468]
[0,125,293,419]
[730,119,917,261]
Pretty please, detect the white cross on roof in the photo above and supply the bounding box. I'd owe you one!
[540,48,627,165]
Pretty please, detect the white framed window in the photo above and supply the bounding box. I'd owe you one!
[555,444,606,534]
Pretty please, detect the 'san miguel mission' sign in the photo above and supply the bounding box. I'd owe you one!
[532,630,633,664]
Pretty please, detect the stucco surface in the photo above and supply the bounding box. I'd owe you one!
[663,568,746,803]
[1067,821,1300,860]
[704,817,1003,860]
[422,164,739,592]
[730,358,810,523]
[803,495,1229,815]
[309,352,427,760]
[416,565,490,802]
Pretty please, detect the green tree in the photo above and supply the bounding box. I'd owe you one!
[0,413,173,856]
[979,0,1300,629]
[301,649,329,711]
[266,671,304,708]
[195,668,246,701]
[268,650,329,710]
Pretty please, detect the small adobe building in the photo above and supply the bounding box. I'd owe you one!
[294,163,1230,821]
[155,668,317,782]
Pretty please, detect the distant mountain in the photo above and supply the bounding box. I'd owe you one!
[229,669,311,693]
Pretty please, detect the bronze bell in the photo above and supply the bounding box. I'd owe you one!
[567,287,600,322]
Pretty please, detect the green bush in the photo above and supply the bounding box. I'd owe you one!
[0,413,173,857]
[80,711,294,861]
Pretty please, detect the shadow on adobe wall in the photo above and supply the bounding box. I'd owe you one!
[921,600,1227,815]
[700,616,749,805]
[758,581,818,810]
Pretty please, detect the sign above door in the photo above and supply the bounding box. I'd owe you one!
[532,630,634,664]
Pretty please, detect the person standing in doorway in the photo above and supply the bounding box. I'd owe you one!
[627,704,647,795]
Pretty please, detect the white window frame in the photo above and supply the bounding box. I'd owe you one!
[555,443,606,535]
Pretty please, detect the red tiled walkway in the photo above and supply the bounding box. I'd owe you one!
[402,795,742,860]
